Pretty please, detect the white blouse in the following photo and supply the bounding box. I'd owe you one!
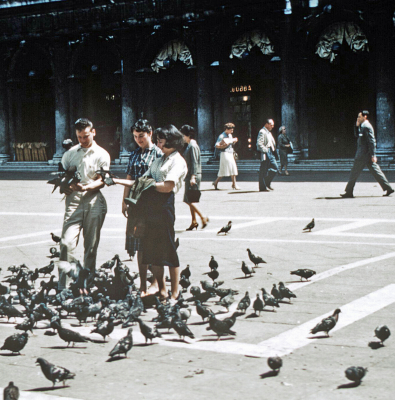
[144,150,187,194]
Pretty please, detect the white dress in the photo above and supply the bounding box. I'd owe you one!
[218,151,238,177]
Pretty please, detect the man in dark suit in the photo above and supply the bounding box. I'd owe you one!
[341,110,394,198]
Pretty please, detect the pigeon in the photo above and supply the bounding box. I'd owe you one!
[271,284,282,301]
[209,256,218,271]
[0,332,28,355]
[217,221,232,235]
[374,325,391,345]
[303,218,315,232]
[216,293,235,312]
[99,255,118,271]
[49,247,60,258]
[261,288,280,311]
[267,356,283,372]
[222,311,243,329]
[0,301,24,322]
[290,268,316,281]
[179,276,191,291]
[310,308,341,337]
[3,381,19,400]
[51,233,61,244]
[345,366,368,384]
[136,318,162,343]
[278,282,297,303]
[237,291,251,313]
[36,357,75,387]
[62,138,74,151]
[195,300,213,321]
[38,261,55,277]
[171,317,195,341]
[180,265,191,279]
[0,282,10,295]
[247,248,266,267]
[15,314,35,334]
[91,316,115,341]
[207,269,219,282]
[241,261,254,278]
[109,328,133,358]
[253,294,265,316]
[206,314,236,340]
[214,287,239,300]
[52,321,92,347]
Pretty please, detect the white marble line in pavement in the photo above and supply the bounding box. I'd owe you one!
[66,284,395,359]
[202,217,281,234]
[0,231,60,243]
[0,388,83,400]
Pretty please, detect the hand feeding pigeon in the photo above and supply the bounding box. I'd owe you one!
[217,221,232,235]
[3,382,19,400]
[247,248,266,267]
[374,325,391,345]
[310,308,341,337]
[109,328,133,358]
[278,282,297,303]
[290,268,316,281]
[303,218,315,232]
[36,357,75,387]
[345,366,367,384]
[267,356,283,372]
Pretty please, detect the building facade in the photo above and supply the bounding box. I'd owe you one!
[0,0,394,164]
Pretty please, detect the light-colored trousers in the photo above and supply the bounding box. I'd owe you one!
[60,190,107,273]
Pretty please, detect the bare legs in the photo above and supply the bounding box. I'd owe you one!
[188,203,208,227]
[213,175,239,190]
[138,251,158,297]
[151,265,180,301]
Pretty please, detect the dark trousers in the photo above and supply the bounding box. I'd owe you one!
[259,149,278,191]
[345,158,392,194]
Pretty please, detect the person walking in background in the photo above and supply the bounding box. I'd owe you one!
[341,110,394,198]
[59,118,110,289]
[277,126,292,176]
[212,122,240,190]
[108,119,163,296]
[180,125,209,230]
[257,119,278,191]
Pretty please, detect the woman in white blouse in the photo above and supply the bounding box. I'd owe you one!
[141,125,187,304]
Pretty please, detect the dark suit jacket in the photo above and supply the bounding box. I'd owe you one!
[354,120,376,160]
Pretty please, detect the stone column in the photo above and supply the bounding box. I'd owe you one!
[196,28,214,153]
[0,68,10,163]
[51,41,70,164]
[280,15,299,158]
[373,10,395,160]
[6,80,18,161]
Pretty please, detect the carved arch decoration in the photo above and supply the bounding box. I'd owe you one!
[151,39,193,73]
[315,21,369,63]
[229,29,275,59]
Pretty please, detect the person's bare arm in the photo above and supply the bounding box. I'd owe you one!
[155,181,175,193]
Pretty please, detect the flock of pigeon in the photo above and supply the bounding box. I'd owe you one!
[0,219,392,397]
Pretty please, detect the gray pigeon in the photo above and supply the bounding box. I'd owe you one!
[237,291,251,313]
[303,218,315,232]
[109,328,133,358]
[171,317,195,341]
[1,332,28,355]
[267,356,283,372]
[271,284,282,301]
[374,325,391,345]
[278,282,297,303]
[261,288,280,311]
[290,268,316,281]
[206,314,236,340]
[310,308,341,337]
[136,318,162,343]
[253,294,265,316]
[217,221,232,235]
[247,248,266,266]
[3,381,19,400]
[36,357,75,387]
[216,293,235,312]
[241,261,254,278]
[345,366,367,384]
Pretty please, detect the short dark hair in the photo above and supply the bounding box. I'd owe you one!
[360,110,369,117]
[278,126,286,134]
[131,119,152,133]
[224,122,235,130]
[155,124,184,152]
[75,118,93,131]
[180,125,196,140]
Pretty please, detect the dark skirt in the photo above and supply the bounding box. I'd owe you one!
[183,174,201,203]
[141,190,179,268]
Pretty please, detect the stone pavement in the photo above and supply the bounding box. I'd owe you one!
[0,171,394,400]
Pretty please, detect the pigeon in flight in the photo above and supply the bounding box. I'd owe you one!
[303,218,315,232]
[217,221,232,235]
[345,366,367,384]
[3,381,19,400]
[310,308,341,337]
[247,249,266,267]
[290,268,316,281]
[267,356,283,372]
[36,357,75,387]
[374,325,391,345]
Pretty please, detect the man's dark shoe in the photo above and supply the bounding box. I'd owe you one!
[383,188,394,197]
[340,193,354,198]
[259,189,270,192]
[267,185,274,190]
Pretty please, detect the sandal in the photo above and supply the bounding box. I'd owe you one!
[202,217,209,229]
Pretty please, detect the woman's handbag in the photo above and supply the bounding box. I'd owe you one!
[187,185,201,203]
[286,141,294,154]
[233,151,239,160]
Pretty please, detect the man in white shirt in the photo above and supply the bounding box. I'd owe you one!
[59,118,110,280]
[256,119,278,191]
